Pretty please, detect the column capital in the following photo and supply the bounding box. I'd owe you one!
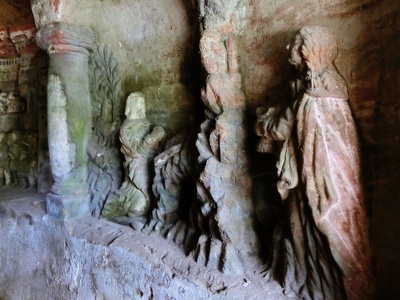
[36,22,96,56]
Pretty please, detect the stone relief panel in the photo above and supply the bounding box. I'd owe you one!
[25,2,373,300]
[88,45,124,218]
[0,24,48,190]
[1,0,388,298]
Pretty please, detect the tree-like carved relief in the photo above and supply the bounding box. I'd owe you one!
[192,0,261,274]
[88,45,123,218]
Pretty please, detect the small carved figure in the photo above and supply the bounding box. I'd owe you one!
[102,92,166,219]
[7,131,37,188]
[256,26,372,300]
[7,92,25,114]
[0,92,8,114]
[0,132,10,186]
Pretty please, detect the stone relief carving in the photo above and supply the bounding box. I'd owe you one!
[255,26,372,300]
[88,45,123,218]
[192,0,260,275]
[102,92,166,221]
[0,132,10,186]
[0,92,26,114]
[5,130,37,188]
[145,132,197,249]
[0,24,45,191]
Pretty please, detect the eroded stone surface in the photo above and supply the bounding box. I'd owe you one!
[0,193,288,300]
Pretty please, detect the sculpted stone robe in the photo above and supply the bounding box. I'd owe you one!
[262,92,371,300]
[297,93,370,299]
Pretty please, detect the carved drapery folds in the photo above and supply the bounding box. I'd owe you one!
[255,26,372,300]
[102,92,167,222]
[36,22,95,219]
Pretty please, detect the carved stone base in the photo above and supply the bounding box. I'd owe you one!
[46,193,90,219]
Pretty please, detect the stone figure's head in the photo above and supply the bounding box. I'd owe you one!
[289,25,337,73]
[125,92,146,120]
[0,28,7,41]
[288,26,348,97]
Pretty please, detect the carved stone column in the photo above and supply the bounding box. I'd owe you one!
[36,22,95,219]
[194,1,260,274]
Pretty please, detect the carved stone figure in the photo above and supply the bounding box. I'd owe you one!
[0,132,10,186]
[8,130,23,186]
[102,92,166,219]
[6,91,25,114]
[0,93,7,114]
[7,130,37,187]
[255,26,372,300]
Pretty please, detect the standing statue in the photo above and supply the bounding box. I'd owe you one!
[102,92,166,220]
[255,26,372,300]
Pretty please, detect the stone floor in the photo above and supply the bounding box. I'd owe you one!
[0,188,288,300]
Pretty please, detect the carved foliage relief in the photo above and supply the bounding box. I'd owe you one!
[88,45,123,218]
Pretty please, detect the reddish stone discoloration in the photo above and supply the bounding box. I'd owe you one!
[297,94,371,300]
[256,26,372,300]
[50,0,62,15]
[194,0,260,273]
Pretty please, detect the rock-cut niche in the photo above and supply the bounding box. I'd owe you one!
[0,0,50,193]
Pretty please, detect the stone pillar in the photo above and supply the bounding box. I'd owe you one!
[194,1,260,274]
[36,22,95,219]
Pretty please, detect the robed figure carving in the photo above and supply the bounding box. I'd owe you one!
[256,26,372,300]
[102,92,166,219]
